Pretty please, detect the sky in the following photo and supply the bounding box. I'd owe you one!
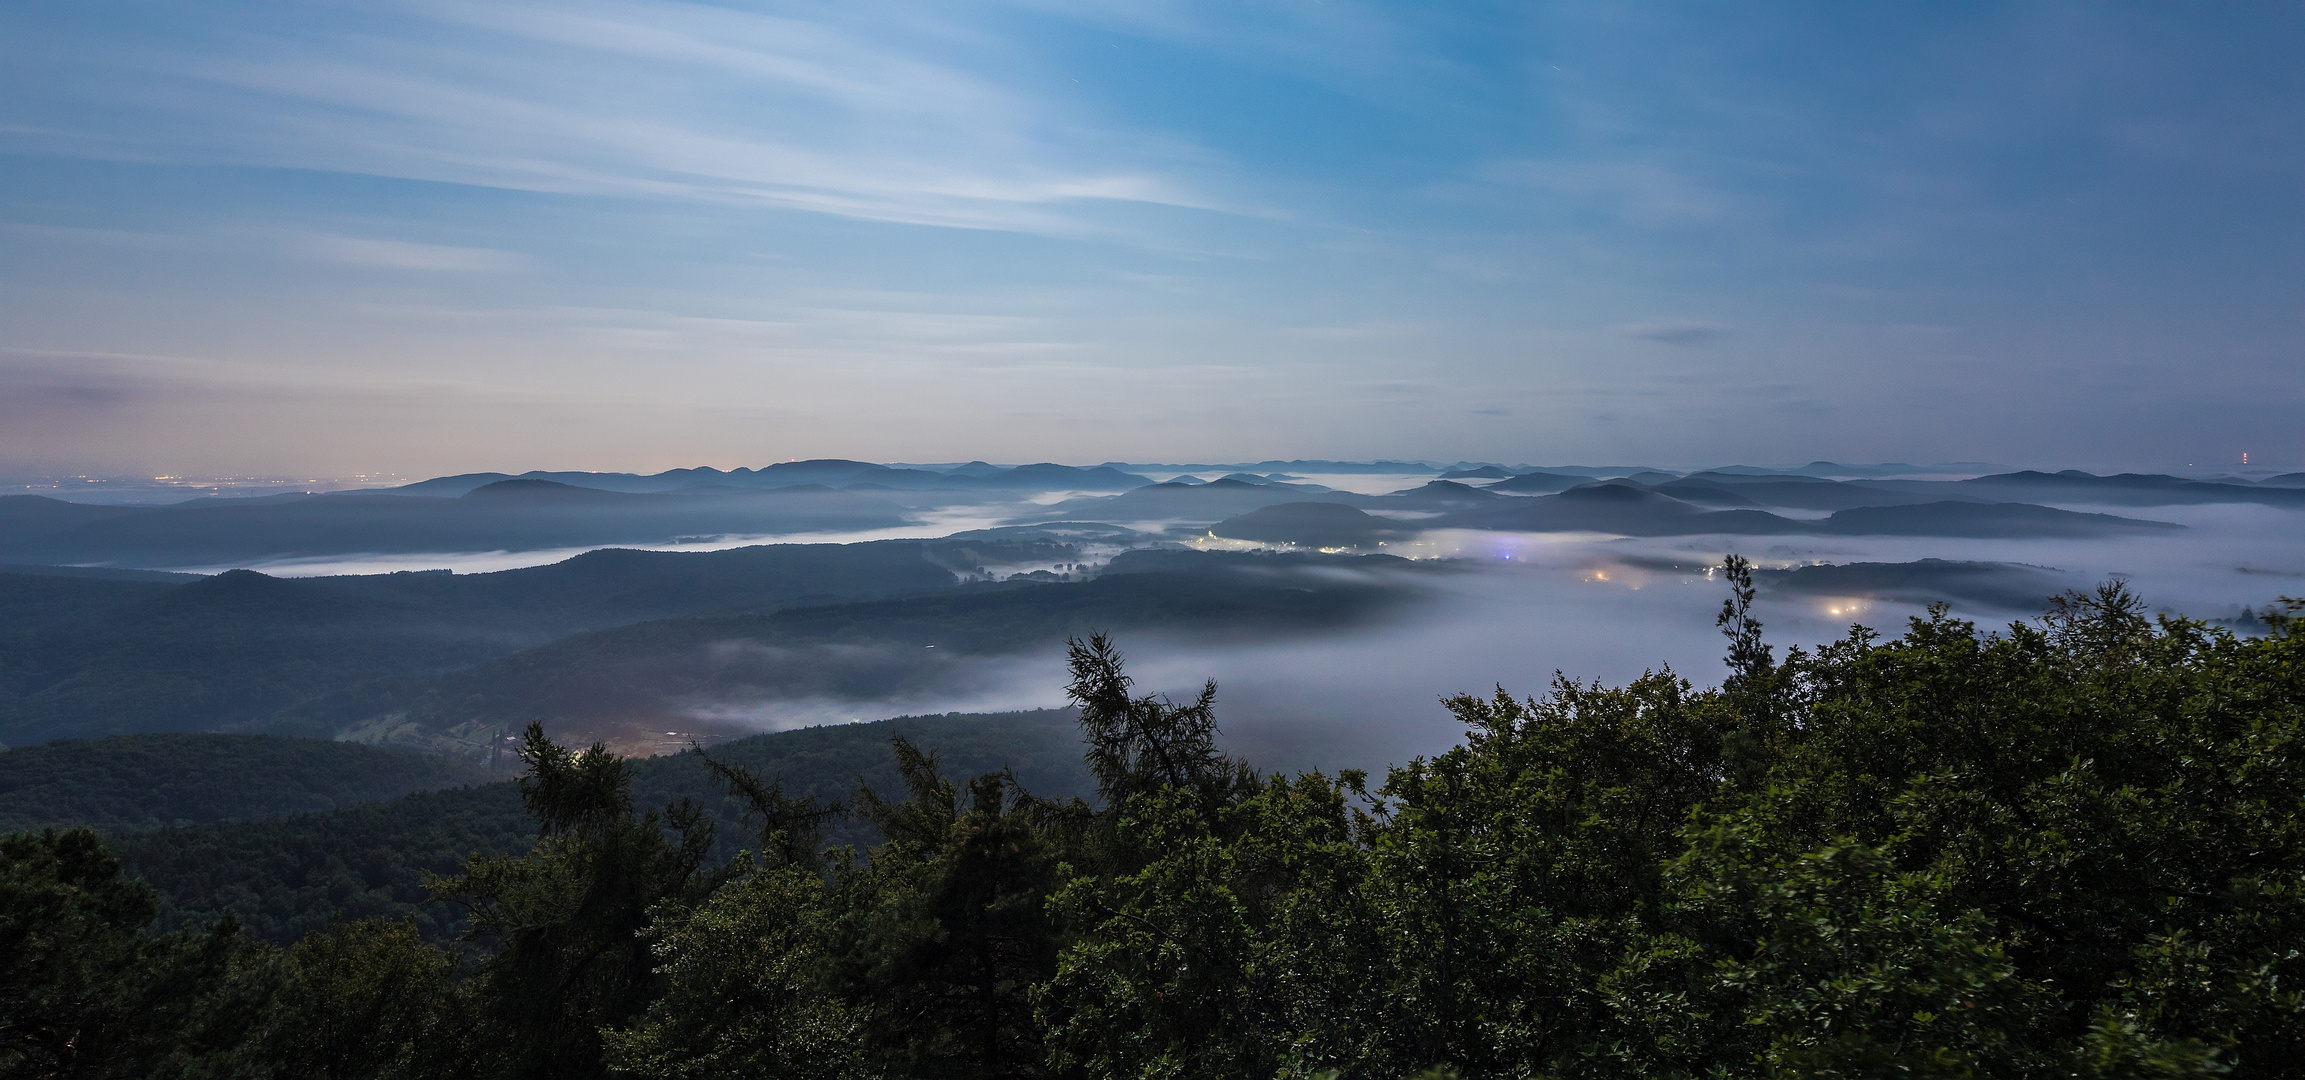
[2,1,2300,477]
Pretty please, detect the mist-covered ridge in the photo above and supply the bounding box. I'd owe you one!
[9,460,2285,569]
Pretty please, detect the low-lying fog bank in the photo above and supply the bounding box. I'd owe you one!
[4,460,2296,776]
[18,460,2301,576]
[654,508,2301,777]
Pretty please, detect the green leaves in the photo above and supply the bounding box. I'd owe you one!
[1065,632,1256,809]
[799,733,1070,1079]
[604,867,868,1080]
[0,827,278,1078]
[8,588,2303,1078]
[1036,591,2305,1078]
[429,729,721,1079]
[516,720,637,838]
[246,918,468,1079]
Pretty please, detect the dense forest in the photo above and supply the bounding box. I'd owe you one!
[277,548,1435,753]
[105,712,1090,943]
[0,542,989,747]
[6,563,2302,1078]
[0,547,1428,760]
[0,734,490,835]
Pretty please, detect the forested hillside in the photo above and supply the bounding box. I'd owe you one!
[0,545,1423,756]
[0,733,489,833]
[7,572,2301,1078]
[0,483,918,567]
[283,548,1439,754]
[109,711,1087,943]
[0,541,1008,747]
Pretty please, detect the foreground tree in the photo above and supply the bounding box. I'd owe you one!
[602,863,868,1080]
[1063,632,1259,811]
[243,918,469,1080]
[1039,586,2305,1078]
[603,747,859,1080]
[0,827,285,1079]
[832,739,1067,1079]
[7,579,2301,1079]
[428,722,720,1080]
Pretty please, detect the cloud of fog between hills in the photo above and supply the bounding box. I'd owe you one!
[660,510,2305,778]
[672,646,1070,732]
[660,559,1830,778]
[201,505,1025,577]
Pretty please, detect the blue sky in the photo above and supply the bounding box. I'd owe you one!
[2,1,2299,475]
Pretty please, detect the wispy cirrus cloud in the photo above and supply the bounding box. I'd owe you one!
[1470,159,1741,228]
[3,0,1233,235]
[291,234,534,273]
[1621,319,1723,346]
[4,1,2303,472]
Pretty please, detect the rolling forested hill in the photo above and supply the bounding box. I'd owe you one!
[0,483,918,567]
[0,733,491,833]
[106,710,1090,943]
[1756,558,2081,611]
[274,549,1444,755]
[0,542,1434,756]
[0,541,1012,747]
[16,585,2303,1078]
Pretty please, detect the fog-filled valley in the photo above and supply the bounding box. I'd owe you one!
[5,457,2297,773]
[8,454,2303,1076]
[17,1,2305,1069]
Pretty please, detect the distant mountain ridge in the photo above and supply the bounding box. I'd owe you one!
[1445,483,2182,539]
[392,459,1155,498]
[2,462,2287,572]
[276,548,1442,757]
[1017,473,2190,540]
[1757,559,2080,611]
[1209,503,1415,548]
[1861,470,2305,508]
[0,539,1058,747]
[0,484,918,567]
[1098,460,1438,474]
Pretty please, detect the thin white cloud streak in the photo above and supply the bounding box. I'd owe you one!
[1619,319,1723,345]
[293,234,533,272]
[998,0,1471,111]
[9,0,1237,235]
[4,2,2301,470]
[0,221,185,250]
[1470,159,1742,227]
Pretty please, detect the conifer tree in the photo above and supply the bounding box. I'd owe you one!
[429,722,719,1080]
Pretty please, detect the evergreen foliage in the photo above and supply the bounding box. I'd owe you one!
[0,540,1025,747]
[602,864,867,1079]
[833,739,1067,1078]
[427,724,723,1079]
[0,827,270,1078]
[103,711,1087,944]
[0,733,489,834]
[4,580,2301,1078]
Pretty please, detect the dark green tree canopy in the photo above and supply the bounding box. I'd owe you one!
[6,579,2301,1079]
[1065,631,1256,808]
